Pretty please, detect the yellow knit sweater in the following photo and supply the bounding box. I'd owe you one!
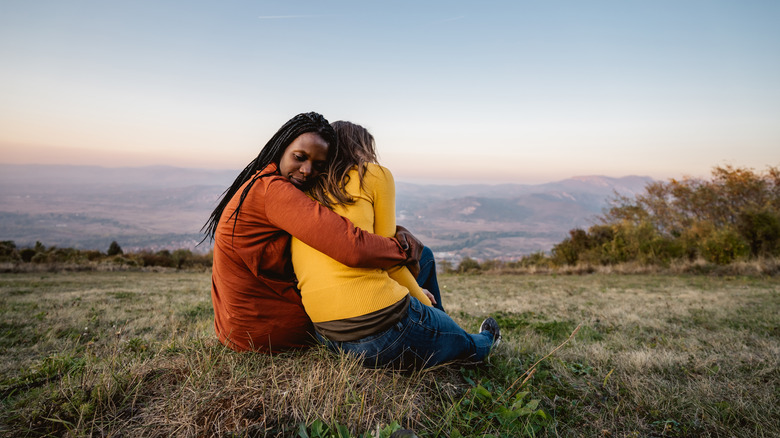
[291,164,432,323]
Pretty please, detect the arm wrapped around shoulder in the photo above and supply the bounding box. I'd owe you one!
[266,177,408,268]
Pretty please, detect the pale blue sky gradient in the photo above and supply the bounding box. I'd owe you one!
[1,1,778,183]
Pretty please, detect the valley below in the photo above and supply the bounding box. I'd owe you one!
[0,164,652,261]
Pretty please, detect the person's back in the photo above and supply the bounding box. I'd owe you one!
[292,163,432,335]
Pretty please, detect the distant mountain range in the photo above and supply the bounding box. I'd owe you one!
[0,164,653,261]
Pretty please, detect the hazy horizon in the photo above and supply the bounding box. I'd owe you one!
[2,1,779,185]
[0,161,659,187]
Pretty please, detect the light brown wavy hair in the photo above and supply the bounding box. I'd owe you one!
[307,121,378,209]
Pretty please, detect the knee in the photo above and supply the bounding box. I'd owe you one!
[420,246,435,267]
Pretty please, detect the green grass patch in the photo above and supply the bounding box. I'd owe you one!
[107,291,136,300]
[180,300,213,322]
[0,321,41,350]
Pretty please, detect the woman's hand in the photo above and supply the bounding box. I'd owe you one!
[395,225,423,277]
[422,289,437,306]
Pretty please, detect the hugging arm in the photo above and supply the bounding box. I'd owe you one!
[266,178,410,268]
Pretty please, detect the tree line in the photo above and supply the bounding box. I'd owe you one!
[0,240,212,270]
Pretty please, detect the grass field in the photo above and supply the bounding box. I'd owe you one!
[1,270,778,437]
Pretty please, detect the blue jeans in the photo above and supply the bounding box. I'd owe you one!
[316,296,494,371]
[416,246,444,312]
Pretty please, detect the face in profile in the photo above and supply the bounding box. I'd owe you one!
[278,132,329,190]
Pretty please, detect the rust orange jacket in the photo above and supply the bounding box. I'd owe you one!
[211,163,409,352]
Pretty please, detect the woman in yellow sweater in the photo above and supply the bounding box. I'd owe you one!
[291,121,500,370]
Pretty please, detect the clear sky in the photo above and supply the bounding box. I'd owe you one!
[1,1,778,184]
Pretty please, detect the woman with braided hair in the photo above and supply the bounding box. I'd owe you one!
[291,121,501,370]
[203,112,422,353]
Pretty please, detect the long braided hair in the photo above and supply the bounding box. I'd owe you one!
[307,120,378,210]
[201,112,336,242]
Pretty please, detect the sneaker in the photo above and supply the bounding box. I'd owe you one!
[480,317,502,348]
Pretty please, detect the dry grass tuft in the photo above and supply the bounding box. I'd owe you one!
[106,342,448,437]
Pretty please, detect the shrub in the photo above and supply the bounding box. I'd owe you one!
[82,250,104,261]
[172,249,197,269]
[0,241,20,262]
[19,248,36,263]
[107,241,123,256]
[457,257,482,273]
[700,228,750,265]
[516,251,552,268]
[551,229,590,266]
[30,252,48,264]
[480,259,505,271]
[737,209,780,257]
